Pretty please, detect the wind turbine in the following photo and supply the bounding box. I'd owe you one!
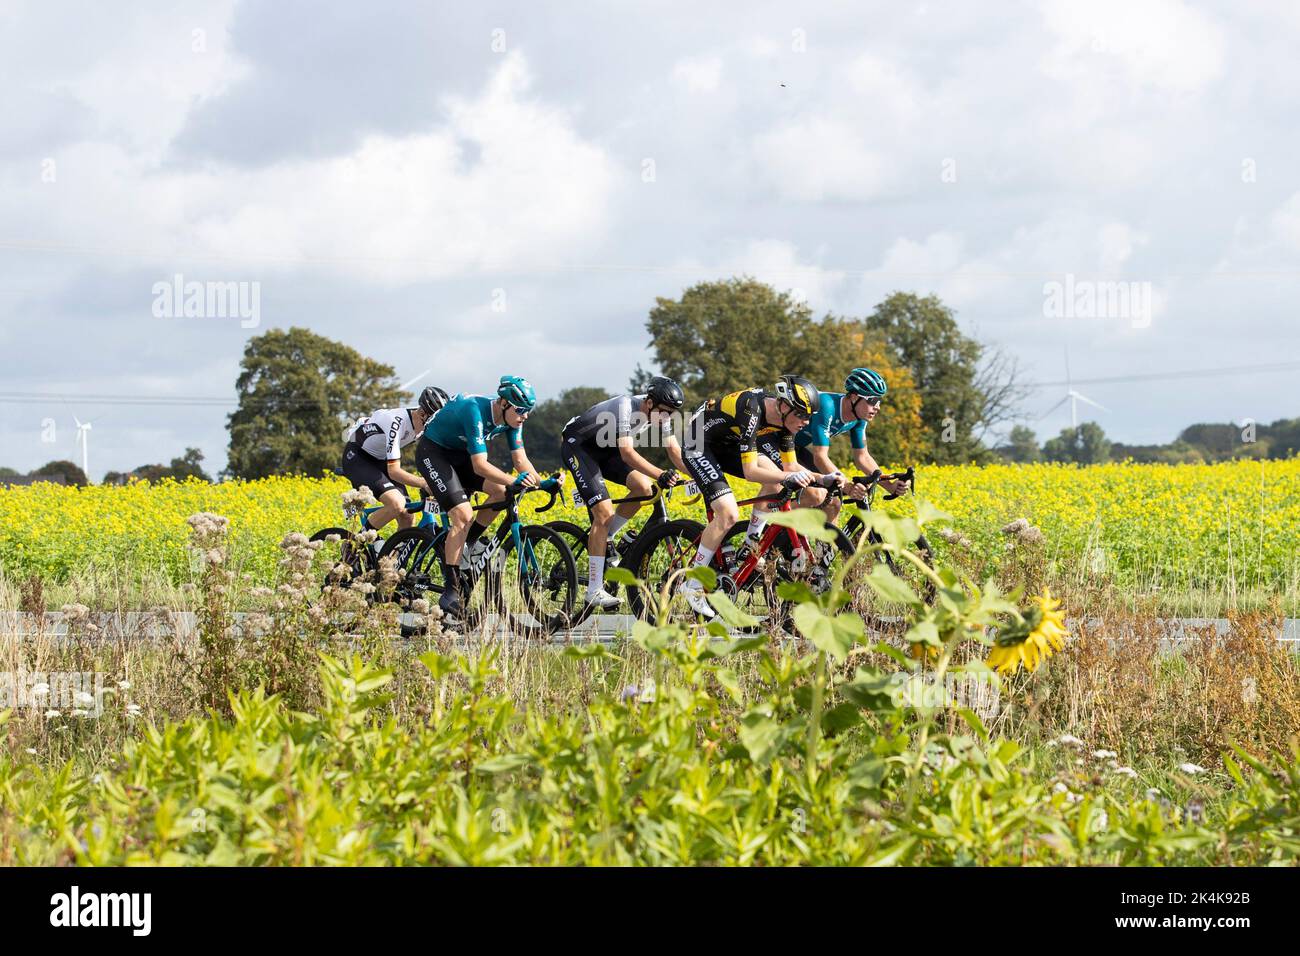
[74,417,92,482]
[1040,347,1107,428]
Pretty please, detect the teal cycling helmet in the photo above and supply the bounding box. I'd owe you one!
[497,375,537,411]
[845,367,887,398]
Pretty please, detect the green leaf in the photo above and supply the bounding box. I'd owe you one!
[954,707,989,743]
[605,567,638,587]
[713,667,744,704]
[820,702,862,734]
[703,634,769,659]
[864,835,917,866]
[776,580,815,604]
[418,650,457,680]
[863,511,902,550]
[475,754,532,775]
[632,619,674,651]
[904,618,940,649]
[562,643,617,660]
[841,668,902,713]
[866,564,920,607]
[792,604,862,662]
[685,566,717,590]
[706,590,761,629]
[739,712,787,765]
[914,498,953,527]
[765,508,839,543]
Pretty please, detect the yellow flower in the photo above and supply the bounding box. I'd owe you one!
[987,590,1069,675]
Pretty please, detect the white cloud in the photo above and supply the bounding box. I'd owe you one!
[1039,0,1225,95]
[750,116,891,202]
[672,56,724,94]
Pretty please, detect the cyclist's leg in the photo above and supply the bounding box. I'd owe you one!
[415,438,473,563]
[744,438,787,544]
[679,446,736,614]
[563,436,613,556]
[343,443,406,530]
[596,447,646,543]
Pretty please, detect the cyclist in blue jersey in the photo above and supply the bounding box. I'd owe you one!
[796,367,909,524]
[415,375,541,617]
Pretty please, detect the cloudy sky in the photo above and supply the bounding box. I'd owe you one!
[2,0,1298,477]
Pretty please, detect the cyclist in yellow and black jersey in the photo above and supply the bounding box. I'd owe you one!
[679,374,844,617]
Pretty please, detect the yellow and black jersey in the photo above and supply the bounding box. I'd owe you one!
[696,387,796,465]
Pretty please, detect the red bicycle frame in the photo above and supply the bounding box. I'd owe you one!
[706,491,808,588]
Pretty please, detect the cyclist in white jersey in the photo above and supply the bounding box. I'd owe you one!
[341,386,449,534]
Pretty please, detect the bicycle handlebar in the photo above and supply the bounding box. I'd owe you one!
[850,466,916,502]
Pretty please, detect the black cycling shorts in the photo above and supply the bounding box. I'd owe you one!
[561,429,633,507]
[683,436,784,506]
[415,437,485,511]
[341,442,404,501]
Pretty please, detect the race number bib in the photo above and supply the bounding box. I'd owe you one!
[422,498,441,516]
[682,480,700,497]
[572,487,584,507]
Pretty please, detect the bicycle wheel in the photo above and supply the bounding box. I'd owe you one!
[495,524,578,636]
[721,520,856,633]
[376,526,441,604]
[308,527,375,593]
[624,518,706,622]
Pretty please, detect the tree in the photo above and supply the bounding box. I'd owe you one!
[862,292,1021,463]
[1042,422,1110,464]
[645,278,825,402]
[1000,426,1041,463]
[512,386,612,474]
[31,460,88,486]
[105,448,212,485]
[226,328,405,479]
[641,279,926,465]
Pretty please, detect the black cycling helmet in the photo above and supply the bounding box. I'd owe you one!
[418,386,450,416]
[646,376,685,411]
[773,374,819,418]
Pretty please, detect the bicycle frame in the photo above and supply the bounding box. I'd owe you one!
[706,489,825,588]
[455,478,563,586]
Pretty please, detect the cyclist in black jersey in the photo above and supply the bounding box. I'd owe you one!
[341,386,449,535]
[679,374,843,617]
[561,376,689,610]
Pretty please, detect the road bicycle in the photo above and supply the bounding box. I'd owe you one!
[307,493,447,599]
[379,475,578,636]
[623,480,856,631]
[545,482,701,623]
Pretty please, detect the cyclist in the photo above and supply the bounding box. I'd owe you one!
[562,376,689,610]
[678,374,842,617]
[795,368,909,523]
[415,375,542,618]
[341,386,450,538]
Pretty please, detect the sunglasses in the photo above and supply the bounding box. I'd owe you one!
[855,395,883,408]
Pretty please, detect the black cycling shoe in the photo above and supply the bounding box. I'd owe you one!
[438,584,464,619]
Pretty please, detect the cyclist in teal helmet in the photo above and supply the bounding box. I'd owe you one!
[416,374,542,617]
[795,367,909,523]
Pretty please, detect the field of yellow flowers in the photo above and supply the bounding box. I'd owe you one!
[0,459,1297,607]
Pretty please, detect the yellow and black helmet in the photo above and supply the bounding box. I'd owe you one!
[773,374,819,417]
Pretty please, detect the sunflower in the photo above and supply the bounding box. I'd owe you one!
[986,591,1068,675]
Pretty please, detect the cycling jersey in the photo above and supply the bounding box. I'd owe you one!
[794,391,867,451]
[422,394,523,456]
[689,387,795,466]
[349,407,421,461]
[563,394,672,447]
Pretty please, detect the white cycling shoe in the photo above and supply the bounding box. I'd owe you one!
[585,589,622,612]
[680,583,716,619]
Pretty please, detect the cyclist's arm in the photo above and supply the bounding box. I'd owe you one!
[510,447,541,487]
[469,451,518,487]
[616,435,665,480]
[663,435,688,475]
[809,445,839,476]
[385,458,429,493]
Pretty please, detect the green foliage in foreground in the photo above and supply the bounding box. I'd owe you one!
[3,502,1298,866]
[2,648,1298,866]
